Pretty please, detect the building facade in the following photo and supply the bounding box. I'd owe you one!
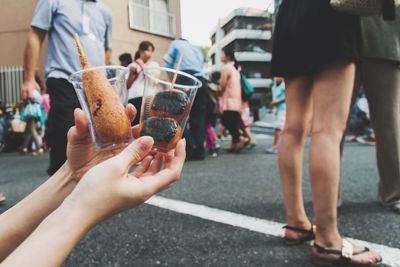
[208,8,273,102]
[0,0,181,104]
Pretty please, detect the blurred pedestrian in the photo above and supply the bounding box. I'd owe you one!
[240,101,256,149]
[119,53,133,67]
[272,0,381,265]
[205,80,220,157]
[219,48,245,152]
[127,41,159,126]
[21,89,43,156]
[164,38,208,160]
[360,7,400,214]
[346,86,375,145]
[265,77,286,154]
[21,0,112,175]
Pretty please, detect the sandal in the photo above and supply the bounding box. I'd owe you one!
[311,239,382,266]
[245,142,257,150]
[0,193,6,204]
[32,148,44,156]
[283,224,316,246]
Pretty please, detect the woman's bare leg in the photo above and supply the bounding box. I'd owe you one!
[310,61,380,264]
[278,76,313,237]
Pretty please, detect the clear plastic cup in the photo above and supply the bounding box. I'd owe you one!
[140,67,202,152]
[69,65,132,149]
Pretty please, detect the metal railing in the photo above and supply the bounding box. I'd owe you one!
[128,1,176,37]
[0,66,23,106]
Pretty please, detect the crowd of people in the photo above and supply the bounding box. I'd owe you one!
[0,0,399,266]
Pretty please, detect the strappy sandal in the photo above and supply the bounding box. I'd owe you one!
[0,193,6,204]
[283,224,316,246]
[311,239,382,266]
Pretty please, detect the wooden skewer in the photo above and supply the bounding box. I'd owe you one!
[73,33,90,68]
[171,52,184,89]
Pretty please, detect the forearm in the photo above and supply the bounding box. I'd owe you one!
[276,98,285,104]
[1,200,93,267]
[0,164,76,261]
[127,74,138,89]
[23,28,45,81]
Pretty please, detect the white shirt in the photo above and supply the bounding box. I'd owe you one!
[127,61,160,100]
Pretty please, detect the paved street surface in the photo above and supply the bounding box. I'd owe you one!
[1,127,399,267]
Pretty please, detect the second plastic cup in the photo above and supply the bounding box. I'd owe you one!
[140,67,202,152]
[69,65,132,149]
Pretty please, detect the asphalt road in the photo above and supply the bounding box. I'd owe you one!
[0,132,399,267]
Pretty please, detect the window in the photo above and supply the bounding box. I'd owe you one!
[128,0,176,37]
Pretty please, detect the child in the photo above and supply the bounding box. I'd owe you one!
[265,77,286,154]
[21,89,43,156]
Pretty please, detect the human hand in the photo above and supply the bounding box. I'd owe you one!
[64,137,186,224]
[129,66,138,76]
[21,79,40,100]
[66,104,139,181]
[135,59,145,69]
[270,100,278,107]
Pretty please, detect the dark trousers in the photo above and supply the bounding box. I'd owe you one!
[45,78,80,175]
[128,97,142,126]
[361,59,400,206]
[221,111,242,144]
[177,70,207,159]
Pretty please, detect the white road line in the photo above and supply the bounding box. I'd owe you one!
[253,134,273,140]
[146,196,400,267]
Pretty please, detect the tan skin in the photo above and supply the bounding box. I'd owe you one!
[126,47,154,89]
[279,60,381,264]
[0,106,186,266]
[0,105,137,261]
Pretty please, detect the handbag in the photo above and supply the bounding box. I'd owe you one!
[240,73,254,101]
[22,102,42,120]
[10,119,27,133]
[330,0,398,18]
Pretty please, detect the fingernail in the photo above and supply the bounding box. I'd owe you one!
[137,136,154,147]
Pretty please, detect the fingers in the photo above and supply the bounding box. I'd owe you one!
[21,90,28,100]
[146,153,164,175]
[165,139,186,170]
[67,108,91,144]
[131,155,153,176]
[125,104,137,123]
[138,168,180,197]
[116,136,154,170]
[132,125,140,139]
[137,139,186,195]
[74,108,89,135]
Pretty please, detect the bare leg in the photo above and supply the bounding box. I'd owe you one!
[22,119,33,150]
[278,76,313,236]
[310,61,380,264]
[243,127,255,144]
[31,121,42,150]
[272,129,282,148]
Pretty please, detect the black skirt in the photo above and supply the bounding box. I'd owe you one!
[271,0,361,78]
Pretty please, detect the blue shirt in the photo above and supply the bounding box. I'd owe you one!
[31,0,112,80]
[273,82,286,112]
[163,39,204,75]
